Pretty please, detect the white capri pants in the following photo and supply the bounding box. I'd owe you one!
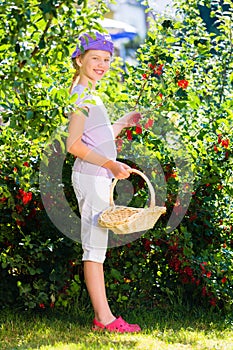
[72,171,112,263]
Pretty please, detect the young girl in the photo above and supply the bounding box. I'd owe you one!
[67,31,141,333]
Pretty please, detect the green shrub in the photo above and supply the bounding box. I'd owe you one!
[100,0,233,311]
[0,0,232,312]
[0,0,108,310]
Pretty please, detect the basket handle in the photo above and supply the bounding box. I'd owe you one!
[110,169,156,208]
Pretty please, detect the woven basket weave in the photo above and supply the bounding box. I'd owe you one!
[98,169,166,234]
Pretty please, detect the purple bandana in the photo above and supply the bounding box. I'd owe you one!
[71,31,114,58]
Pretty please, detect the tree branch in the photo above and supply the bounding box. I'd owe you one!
[18,14,53,69]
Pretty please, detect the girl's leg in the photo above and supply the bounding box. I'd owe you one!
[72,174,139,331]
[84,260,115,325]
[72,174,114,324]
[84,260,141,333]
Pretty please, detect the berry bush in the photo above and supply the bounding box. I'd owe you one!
[0,0,232,312]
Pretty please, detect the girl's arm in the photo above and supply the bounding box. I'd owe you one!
[66,111,131,179]
[112,111,142,137]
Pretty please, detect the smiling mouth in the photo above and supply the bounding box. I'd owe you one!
[94,69,104,75]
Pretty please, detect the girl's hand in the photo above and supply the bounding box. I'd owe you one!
[104,160,131,179]
[120,111,142,128]
[112,111,142,138]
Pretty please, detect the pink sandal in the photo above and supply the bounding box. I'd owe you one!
[93,316,141,333]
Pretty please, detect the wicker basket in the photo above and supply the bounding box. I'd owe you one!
[98,169,166,234]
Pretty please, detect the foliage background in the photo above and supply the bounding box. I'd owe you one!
[0,0,232,313]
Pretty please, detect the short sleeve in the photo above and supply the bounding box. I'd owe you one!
[71,85,96,109]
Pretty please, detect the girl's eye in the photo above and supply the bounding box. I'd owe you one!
[91,57,110,63]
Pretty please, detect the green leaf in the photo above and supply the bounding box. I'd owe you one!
[110,268,122,281]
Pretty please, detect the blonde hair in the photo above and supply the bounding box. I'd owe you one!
[69,58,80,94]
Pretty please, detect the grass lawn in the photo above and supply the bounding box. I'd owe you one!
[0,305,232,350]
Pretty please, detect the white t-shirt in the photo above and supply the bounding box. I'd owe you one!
[71,84,117,178]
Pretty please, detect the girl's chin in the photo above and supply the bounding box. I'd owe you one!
[94,74,104,79]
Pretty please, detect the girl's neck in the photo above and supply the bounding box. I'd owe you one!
[78,76,96,90]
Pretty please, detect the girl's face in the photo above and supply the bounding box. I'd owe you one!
[77,50,111,87]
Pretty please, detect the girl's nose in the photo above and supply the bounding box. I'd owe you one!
[98,60,105,67]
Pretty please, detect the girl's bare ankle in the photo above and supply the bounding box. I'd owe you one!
[95,314,116,326]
